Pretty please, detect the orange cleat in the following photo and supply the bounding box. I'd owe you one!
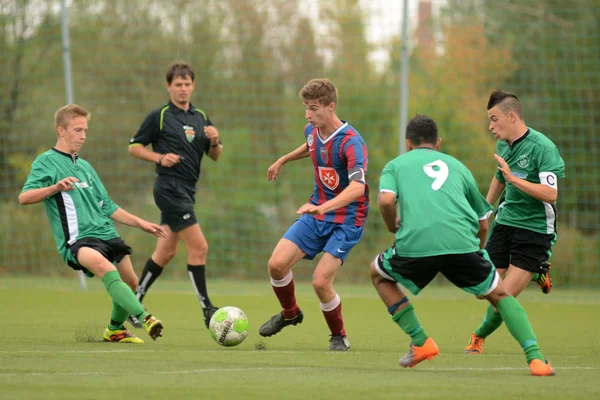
[465,333,485,354]
[399,337,439,368]
[529,359,555,376]
[536,262,552,294]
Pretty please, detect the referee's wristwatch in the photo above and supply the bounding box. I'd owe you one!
[210,140,222,148]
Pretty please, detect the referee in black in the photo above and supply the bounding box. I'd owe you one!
[128,61,222,328]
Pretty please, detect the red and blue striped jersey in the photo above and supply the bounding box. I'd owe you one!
[304,121,369,227]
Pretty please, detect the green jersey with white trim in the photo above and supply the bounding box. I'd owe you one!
[494,128,565,234]
[380,148,492,257]
[21,149,120,264]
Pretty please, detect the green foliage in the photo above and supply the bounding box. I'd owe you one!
[0,0,598,286]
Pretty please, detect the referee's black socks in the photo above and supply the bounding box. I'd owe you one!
[188,264,213,309]
[136,258,164,303]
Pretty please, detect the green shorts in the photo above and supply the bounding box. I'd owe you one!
[375,247,498,296]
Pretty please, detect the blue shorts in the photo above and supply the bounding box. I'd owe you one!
[282,214,363,263]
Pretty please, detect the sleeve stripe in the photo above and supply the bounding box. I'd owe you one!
[159,105,169,131]
[478,210,493,220]
[194,108,208,121]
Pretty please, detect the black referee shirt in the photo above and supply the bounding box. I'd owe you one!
[130,101,214,183]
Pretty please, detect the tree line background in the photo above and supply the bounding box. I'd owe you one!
[1,0,598,287]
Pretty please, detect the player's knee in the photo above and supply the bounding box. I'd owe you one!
[124,275,138,292]
[154,249,177,266]
[369,257,387,285]
[312,275,332,295]
[369,259,380,281]
[485,284,510,306]
[188,241,208,259]
[267,256,288,279]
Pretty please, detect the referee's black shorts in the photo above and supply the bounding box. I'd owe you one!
[153,176,197,232]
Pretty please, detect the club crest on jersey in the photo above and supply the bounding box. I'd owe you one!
[320,147,329,163]
[183,125,195,142]
[307,134,314,147]
[318,166,339,190]
[517,155,529,168]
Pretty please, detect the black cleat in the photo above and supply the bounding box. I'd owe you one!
[203,306,220,329]
[329,335,351,351]
[259,310,304,337]
[127,315,143,329]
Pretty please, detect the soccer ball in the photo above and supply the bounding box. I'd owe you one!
[209,306,249,347]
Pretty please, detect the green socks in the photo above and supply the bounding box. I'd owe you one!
[495,296,545,363]
[102,270,147,329]
[392,304,428,346]
[108,300,130,331]
[474,304,504,338]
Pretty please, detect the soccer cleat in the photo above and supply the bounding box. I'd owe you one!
[399,337,439,368]
[536,262,552,294]
[465,333,485,354]
[103,327,144,344]
[258,310,304,337]
[127,315,143,329]
[329,335,351,351]
[529,359,555,376]
[142,314,163,340]
[203,306,220,329]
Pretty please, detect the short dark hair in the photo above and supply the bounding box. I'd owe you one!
[487,90,524,119]
[406,115,438,146]
[166,61,195,84]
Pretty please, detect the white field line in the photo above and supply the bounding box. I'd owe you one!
[0,349,586,359]
[0,367,303,377]
[0,366,597,378]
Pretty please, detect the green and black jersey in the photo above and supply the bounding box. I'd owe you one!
[494,128,565,234]
[21,149,120,264]
[379,148,493,257]
[129,101,214,183]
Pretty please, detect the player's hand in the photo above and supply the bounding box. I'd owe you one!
[138,220,168,238]
[395,217,401,232]
[204,126,219,145]
[296,203,325,215]
[160,153,181,167]
[494,154,514,184]
[267,160,284,181]
[54,177,79,192]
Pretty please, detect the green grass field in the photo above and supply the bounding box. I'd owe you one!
[1,277,599,400]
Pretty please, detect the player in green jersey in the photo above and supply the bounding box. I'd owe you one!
[370,115,554,376]
[19,104,166,344]
[465,91,565,355]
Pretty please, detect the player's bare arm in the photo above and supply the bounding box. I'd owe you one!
[205,125,222,161]
[268,143,311,181]
[110,208,168,238]
[377,191,398,233]
[129,144,181,167]
[476,219,489,249]
[486,176,506,204]
[18,177,79,205]
[297,181,365,216]
[494,154,558,203]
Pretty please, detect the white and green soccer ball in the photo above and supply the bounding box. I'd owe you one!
[209,306,249,347]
